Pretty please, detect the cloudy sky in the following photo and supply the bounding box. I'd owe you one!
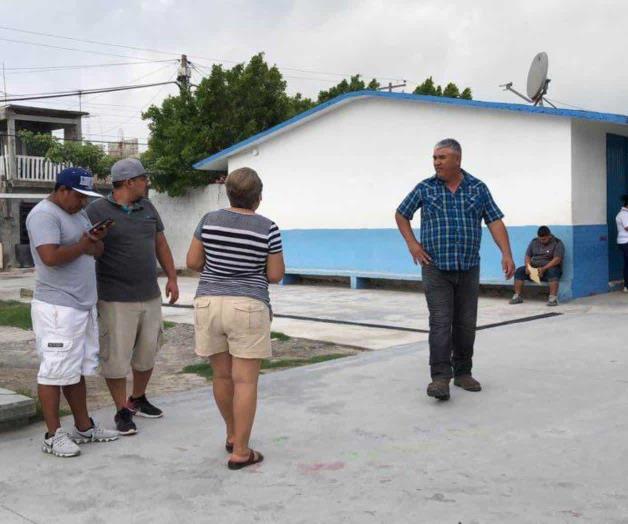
[1,0,627,150]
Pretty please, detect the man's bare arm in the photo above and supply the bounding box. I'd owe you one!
[487,219,515,279]
[155,231,179,303]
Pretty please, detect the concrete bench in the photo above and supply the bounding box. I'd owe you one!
[281,270,565,299]
[281,270,421,290]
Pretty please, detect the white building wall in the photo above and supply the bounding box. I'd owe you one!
[571,120,628,225]
[228,97,573,229]
[149,185,229,268]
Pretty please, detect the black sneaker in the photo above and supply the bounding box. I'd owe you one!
[127,395,163,418]
[114,407,137,436]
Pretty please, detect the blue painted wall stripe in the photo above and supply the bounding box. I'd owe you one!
[281,226,607,300]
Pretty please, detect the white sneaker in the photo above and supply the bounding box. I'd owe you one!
[70,418,119,444]
[42,428,81,457]
[623,287,628,293]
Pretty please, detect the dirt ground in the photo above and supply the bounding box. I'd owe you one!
[0,323,361,415]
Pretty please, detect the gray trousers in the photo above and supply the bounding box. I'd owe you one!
[422,264,480,379]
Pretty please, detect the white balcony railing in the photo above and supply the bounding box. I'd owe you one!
[0,155,111,186]
[15,155,68,182]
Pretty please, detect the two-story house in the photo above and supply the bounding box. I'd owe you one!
[0,104,108,268]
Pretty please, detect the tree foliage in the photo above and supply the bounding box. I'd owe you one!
[413,76,472,100]
[317,75,380,104]
[142,53,318,196]
[17,130,114,179]
[142,60,388,195]
[142,53,474,195]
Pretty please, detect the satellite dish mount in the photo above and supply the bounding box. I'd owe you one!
[500,52,556,108]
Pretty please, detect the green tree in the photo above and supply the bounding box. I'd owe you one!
[442,82,460,99]
[142,53,315,196]
[413,77,472,100]
[18,130,114,179]
[317,74,380,104]
[413,76,438,96]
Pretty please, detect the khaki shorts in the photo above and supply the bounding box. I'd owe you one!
[194,295,272,359]
[97,296,164,378]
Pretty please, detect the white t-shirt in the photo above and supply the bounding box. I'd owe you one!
[616,207,628,245]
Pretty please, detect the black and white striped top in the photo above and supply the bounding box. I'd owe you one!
[194,209,283,307]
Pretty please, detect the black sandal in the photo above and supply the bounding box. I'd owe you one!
[228,449,264,470]
[225,440,234,453]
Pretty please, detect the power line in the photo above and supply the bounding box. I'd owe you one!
[1,80,176,103]
[4,62,175,98]
[0,25,408,84]
[0,132,148,146]
[543,97,587,111]
[100,72,177,136]
[0,25,182,57]
[0,36,160,61]
[3,59,176,75]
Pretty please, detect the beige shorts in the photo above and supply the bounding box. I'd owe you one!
[194,295,272,359]
[97,296,164,379]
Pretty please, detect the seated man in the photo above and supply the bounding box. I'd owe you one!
[510,226,564,306]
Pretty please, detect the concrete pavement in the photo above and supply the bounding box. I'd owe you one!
[160,276,593,350]
[0,271,597,350]
[1,298,627,523]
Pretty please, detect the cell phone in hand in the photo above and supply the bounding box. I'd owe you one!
[89,218,114,235]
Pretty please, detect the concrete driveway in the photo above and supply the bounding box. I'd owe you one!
[1,289,627,523]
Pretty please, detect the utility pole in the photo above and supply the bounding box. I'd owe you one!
[379,81,407,93]
[2,62,7,104]
[177,54,192,93]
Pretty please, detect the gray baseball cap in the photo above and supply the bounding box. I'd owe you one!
[111,158,148,183]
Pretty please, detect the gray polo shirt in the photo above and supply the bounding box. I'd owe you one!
[526,236,565,268]
[26,199,97,310]
[86,195,164,302]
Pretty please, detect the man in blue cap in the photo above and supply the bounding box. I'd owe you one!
[27,167,119,458]
[87,158,178,435]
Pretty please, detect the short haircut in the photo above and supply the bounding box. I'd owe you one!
[434,138,462,155]
[225,167,263,209]
[537,225,551,237]
[622,194,628,207]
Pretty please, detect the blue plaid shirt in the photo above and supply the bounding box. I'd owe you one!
[397,171,504,271]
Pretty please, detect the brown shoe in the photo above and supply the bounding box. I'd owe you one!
[453,375,482,392]
[427,378,451,400]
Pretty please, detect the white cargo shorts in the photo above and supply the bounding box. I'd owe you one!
[31,299,99,386]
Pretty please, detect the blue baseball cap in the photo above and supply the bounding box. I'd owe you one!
[56,167,102,198]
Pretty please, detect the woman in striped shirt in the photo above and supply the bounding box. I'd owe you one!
[186,167,285,470]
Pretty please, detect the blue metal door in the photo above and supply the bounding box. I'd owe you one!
[606,134,628,282]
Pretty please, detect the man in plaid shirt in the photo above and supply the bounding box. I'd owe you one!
[395,139,515,401]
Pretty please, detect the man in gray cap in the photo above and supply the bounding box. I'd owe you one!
[86,158,179,435]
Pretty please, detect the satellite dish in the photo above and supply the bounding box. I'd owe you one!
[526,52,549,101]
[500,51,555,108]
